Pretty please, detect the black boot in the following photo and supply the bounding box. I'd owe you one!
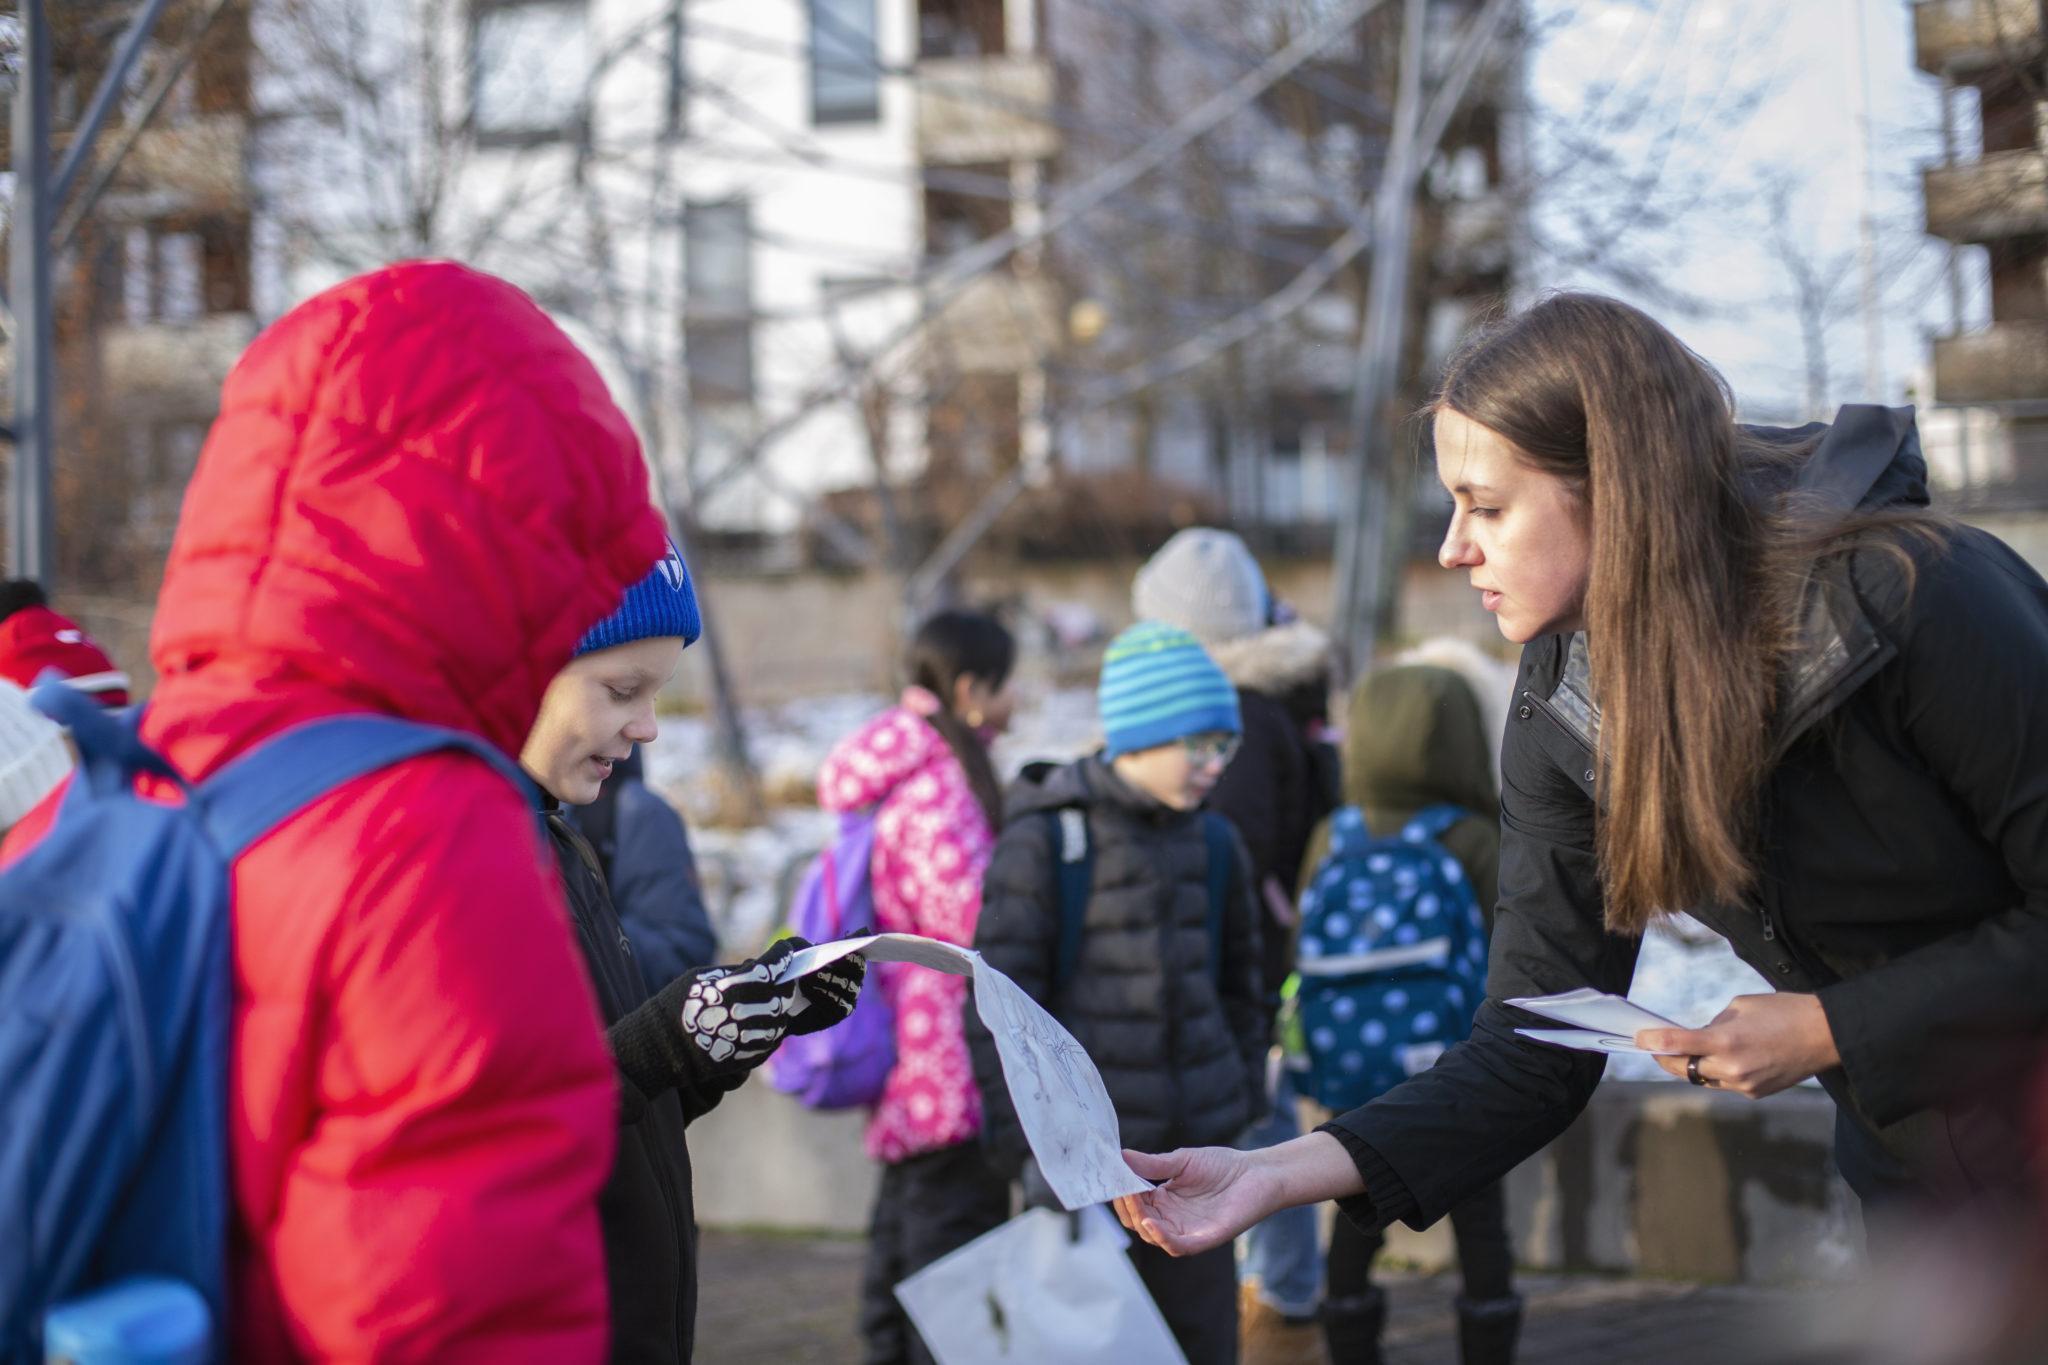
[1321,1287,1387,1365]
[1455,1293,1523,1365]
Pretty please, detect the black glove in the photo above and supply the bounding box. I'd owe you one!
[784,943,865,1036]
[675,937,866,1070]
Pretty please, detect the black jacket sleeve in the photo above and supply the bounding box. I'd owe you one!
[964,814,1060,1176]
[1319,640,1640,1231]
[1817,531,2048,1123]
[609,973,749,1126]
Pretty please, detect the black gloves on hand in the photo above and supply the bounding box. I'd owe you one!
[785,944,865,1036]
[675,937,866,1073]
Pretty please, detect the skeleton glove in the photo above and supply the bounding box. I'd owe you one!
[784,947,866,1037]
[676,937,866,1072]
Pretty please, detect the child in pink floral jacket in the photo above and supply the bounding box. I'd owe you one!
[817,610,1017,1365]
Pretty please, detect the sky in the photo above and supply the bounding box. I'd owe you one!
[1521,0,1964,423]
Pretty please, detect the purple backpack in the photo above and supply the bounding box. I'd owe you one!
[765,811,898,1108]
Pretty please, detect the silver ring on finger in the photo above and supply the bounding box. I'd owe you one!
[1687,1054,1709,1087]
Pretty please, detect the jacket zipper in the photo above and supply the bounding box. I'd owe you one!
[1159,825,1185,1143]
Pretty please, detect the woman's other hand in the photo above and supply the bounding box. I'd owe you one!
[1638,992,1841,1098]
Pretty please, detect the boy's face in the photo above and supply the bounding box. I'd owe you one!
[521,636,684,804]
[1110,730,1239,812]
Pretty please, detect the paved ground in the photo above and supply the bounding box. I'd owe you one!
[696,1229,1844,1364]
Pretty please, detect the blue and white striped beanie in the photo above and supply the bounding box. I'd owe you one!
[575,537,702,656]
[1098,621,1241,759]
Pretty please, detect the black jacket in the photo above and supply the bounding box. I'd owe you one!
[1324,407,2048,1228]
[544,806,742,1364]
[567,749,718,983]
[965,756,1268,1170]
[1206,620,1340,1009]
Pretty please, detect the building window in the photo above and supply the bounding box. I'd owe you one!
[117,218,253,324]
[810,0,880,125]
[684,201,755,409]
[919,0,1005,59]
[471,0,589,146]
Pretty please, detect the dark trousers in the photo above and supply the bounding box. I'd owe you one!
[1128,1238,1240,1365]
[1328,1177,1514,1304]
[860,1141,1012,1365]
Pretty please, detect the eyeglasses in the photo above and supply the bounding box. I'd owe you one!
[1179,733,1241,768]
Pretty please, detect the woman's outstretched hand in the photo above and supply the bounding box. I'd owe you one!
[1113,1148,1271,1256]
[1113,1132,1366,1256]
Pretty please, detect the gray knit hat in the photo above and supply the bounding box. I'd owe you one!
[1131,527,1268,648]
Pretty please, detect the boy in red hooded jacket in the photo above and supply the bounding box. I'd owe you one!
[6,262,659,1361]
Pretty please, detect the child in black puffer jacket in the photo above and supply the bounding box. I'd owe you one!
[967,621,1264,1365]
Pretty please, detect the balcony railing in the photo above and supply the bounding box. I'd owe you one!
[915,55,1060,166]
[1922,148,2048,242]
[1913,0,2046,77]
[1931,320,2048,404]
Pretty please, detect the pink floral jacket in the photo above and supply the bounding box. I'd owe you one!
[817,693,996,1163]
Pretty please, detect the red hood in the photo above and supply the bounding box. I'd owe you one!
[144,261,666,776]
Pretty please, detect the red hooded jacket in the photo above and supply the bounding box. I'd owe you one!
[7,262,667,1360]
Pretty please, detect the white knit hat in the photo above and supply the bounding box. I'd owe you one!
[1131,527,1269,647]
[0,680,72,830]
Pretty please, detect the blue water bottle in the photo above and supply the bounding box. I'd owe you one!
[42,1278,211,1365]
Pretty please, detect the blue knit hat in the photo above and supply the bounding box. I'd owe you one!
[1098,621,1241,759]
[576,538,702,656]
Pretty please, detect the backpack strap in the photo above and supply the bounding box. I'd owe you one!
[1328,805,1371,859]
[1400,804,1467,846]
[1201,813,1233,987]
[28,683,182,798]
[1045,807,1094,1002]
[196,715,536,859]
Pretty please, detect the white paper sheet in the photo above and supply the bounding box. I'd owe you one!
[1506,988,1685,1056]
[775,934,1152,1209]
[895,1207,1187,1365]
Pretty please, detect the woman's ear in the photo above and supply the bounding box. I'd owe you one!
[951,673,979,717]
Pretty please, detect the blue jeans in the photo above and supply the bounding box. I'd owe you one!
[1235,1064,1323,1317]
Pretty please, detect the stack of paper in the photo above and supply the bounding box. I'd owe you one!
[1505,987,1685,1055]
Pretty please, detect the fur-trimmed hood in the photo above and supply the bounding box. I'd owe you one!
[1207,619,1333,697]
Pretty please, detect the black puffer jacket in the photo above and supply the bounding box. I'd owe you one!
[544,805,744,1364]
[966,756,1267,1171]
[1323,406,2048,1228]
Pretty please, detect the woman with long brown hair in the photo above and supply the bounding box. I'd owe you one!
[1109,292,2048,1268]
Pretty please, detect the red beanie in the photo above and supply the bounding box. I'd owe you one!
[0,604,130,706]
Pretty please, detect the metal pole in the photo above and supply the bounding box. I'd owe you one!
[1847,0,1884,401]
[9,0,56,586]
[1938,71,1972,487]
[1332,0,1429,684]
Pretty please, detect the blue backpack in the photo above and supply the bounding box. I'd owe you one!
[765,811,898,1110]
[1290,804,1488,1111]
[0,684,533,1360]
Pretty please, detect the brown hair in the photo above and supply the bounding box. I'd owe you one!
[1434,292,1934,934]
[908,609,1016,830]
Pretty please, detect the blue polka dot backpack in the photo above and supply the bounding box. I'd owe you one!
[1289,804,1488,1112]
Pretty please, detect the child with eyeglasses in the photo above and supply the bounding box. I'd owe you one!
[965,621,1265,1365]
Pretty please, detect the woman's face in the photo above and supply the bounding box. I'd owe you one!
[1433,407,1593,644]
[522,636,685,804]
